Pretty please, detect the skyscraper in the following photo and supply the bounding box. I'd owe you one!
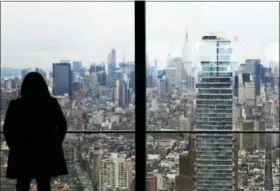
[21,68,32,80]
[53,63,72,98]
[195,34,233,190]
[35,67,47,81]
[120,79,129,107]
[158,76,168,100]
[72,61,82,73]
[107,49,117,87]
[264,132,274,191]
[245,59,261,96]
[182,28,195,91]
[111,48,116,67]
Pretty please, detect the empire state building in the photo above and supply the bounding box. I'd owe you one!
[182,28,195,91]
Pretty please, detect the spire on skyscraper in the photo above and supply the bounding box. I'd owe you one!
[185,26,188,42]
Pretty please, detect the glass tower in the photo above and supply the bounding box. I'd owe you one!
[53,63,72,98]
[195,35,234,190]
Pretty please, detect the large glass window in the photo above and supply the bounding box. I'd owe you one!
[146,1,279,191]
[1,2,135,190]
[1,1,279,191]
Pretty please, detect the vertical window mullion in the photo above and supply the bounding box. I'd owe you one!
[135,1,146,191]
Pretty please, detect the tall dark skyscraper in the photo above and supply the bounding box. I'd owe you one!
[97,71,106,86]
[129,71,135,92]
[158,77,168,100]
[264,133,274,191]
[53,63,72,98]
[245,59,261,96]
[120,79,129,107]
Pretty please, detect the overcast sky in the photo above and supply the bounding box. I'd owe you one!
[1,2,279,70]
[1,2,134,70]
[147,2,279,69]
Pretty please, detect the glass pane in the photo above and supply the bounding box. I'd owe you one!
[1,2,135,191]
[1,2,135,131]
[146,133,280,191]
[146,2,279,132]
[0,133,135,190]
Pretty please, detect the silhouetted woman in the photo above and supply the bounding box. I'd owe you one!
[3,72,68,191]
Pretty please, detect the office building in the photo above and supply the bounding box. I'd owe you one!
[147,65,157,88]
[72,81,83,92]
[165,67,176,87]
[72,61,82,73]
[129,71,135,92]
[158,76,168,100]
[53,63,72,98]
[113,80,120,105]
[195,34,233,190]
[175,148,195,191]
[120,80,129,107]
[264,132,274,191]
[245,59,261,96]
[21,68,32,80]
[108,49,117,80]
[97,71,106,86]
[35,67,47,81]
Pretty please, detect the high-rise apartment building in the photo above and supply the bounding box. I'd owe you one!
[195,34,234,190]
[98,153,132,191]
[53,63,72,98]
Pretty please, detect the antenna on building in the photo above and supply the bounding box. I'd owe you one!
[122,51,125,63]
[167,52,172,67]
[185,25,188,42]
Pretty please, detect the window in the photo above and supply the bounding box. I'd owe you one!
[1,1,279,191]
[0,2,136,191]
[146,2,279,191]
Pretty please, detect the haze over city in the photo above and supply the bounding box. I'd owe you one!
[1,2,134,70]
[147,2,279,68]
[0,2,279,191]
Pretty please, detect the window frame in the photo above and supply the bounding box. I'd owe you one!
[0,2,279,191]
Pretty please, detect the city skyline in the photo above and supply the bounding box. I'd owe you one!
[0,2,279,190]
[2,2,279,71]
[147,2,279,68]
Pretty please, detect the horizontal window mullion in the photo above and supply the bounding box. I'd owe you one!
[145,130,279,133]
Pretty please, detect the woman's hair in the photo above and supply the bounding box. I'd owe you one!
[20,72,51,99]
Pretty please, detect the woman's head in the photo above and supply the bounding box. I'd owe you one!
[20,72,51,99]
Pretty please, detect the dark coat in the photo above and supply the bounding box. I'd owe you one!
[3,97,68,179]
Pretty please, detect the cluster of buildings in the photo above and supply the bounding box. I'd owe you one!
[0,47,136,190]
[0,30,279,191]
[145,33,279,191]
[75,134,135,191]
